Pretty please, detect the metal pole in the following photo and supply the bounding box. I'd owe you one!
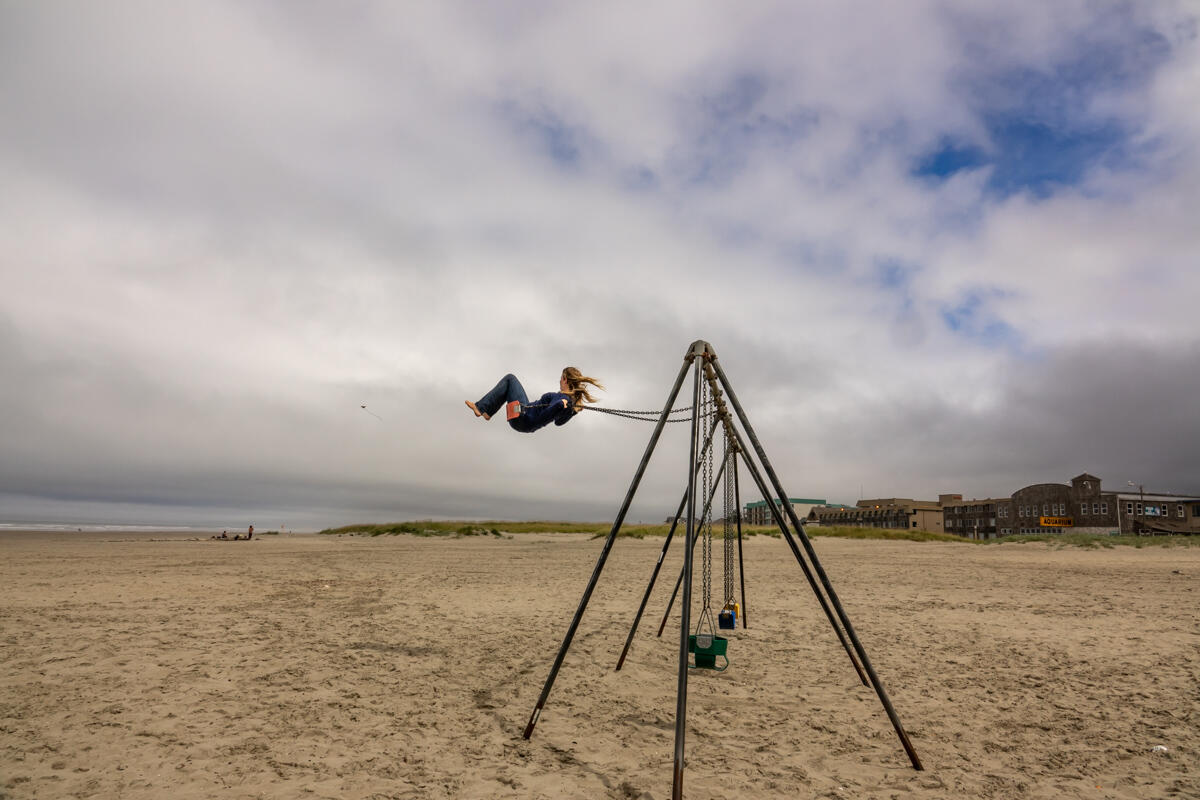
[616,416,720,672]
[711,354,923,770]
[729,435,868,687]
[522,347,696,740]
[654,445,730,638]
[672,340,706,800]
[733,450,748,629]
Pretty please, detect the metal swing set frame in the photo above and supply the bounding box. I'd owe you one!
[520,340,923,800]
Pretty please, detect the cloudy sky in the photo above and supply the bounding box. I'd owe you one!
[2,2,1198,530]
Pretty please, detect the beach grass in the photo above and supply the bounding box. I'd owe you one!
[807,526,967,543]
[319,521,507,538]
[982,532,1200,548]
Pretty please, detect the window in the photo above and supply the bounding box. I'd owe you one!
[1092,502,1099,514]
[1101,502,1108,515]
[1136,502,1143,515]
[1043,503,1049,516]
[1127,502,1134,515]
[1179,505,1185,519]
[1080,503,1088,516]
[1193,505,1200,517]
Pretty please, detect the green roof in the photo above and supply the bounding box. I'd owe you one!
[745,498,825,509]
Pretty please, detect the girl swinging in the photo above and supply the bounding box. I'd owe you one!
[466,367,603,433]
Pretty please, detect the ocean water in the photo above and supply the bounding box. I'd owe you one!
[0,521,218,533]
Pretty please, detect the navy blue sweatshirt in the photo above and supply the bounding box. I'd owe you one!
[509,392,576,433]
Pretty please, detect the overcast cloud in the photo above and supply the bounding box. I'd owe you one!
[2,1,1198,529]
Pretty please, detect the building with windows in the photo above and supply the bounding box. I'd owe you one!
[743,497,825,526]
[947,473,1200,537]
[941,497,1008,539]
[770,473,1198,539]
[803,503,855,524]
[808,498,945,532]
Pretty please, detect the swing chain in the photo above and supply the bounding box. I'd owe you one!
[723,431,736,605]
[584,405,705,423]
[510,400,707,423]
[700,373,714,622]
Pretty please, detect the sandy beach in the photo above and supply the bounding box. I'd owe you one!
[0,530,1196,799]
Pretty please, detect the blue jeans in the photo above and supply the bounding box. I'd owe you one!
[476,374,528,418]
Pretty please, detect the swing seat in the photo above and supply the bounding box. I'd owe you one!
[718,601,740,630]
[688,634,729,671]
[505,400,522,420]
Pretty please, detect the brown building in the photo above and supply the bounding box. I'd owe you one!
[808,498,945,532]
[942,497,1008,540]
[947,473,1200,537]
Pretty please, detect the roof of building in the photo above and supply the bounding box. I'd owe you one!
[942,497,1009,508]
[856,498,941,509]
[745,498,825,508]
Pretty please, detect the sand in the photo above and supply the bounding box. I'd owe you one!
[0,530,1196,799]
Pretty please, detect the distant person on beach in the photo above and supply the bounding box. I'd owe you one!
[466,367,603,433]
[248,525,254,540]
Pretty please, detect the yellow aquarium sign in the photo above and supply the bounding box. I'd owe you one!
[1040,516,1074,527]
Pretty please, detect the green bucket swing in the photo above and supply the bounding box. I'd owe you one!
[688,632,729,671]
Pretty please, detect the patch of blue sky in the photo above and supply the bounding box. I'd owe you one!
[915,118,1131,197]
[876,258,917,292]
[493,98,588,169]
[871,258,920,320]
[914,18,1172,197]
[940,290,1022,351]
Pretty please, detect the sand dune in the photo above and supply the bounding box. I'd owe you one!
[1,530,1196,799]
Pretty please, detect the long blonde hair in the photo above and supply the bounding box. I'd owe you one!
[562,366,604,413]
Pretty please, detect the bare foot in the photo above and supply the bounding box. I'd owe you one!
[465,400,490,420]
